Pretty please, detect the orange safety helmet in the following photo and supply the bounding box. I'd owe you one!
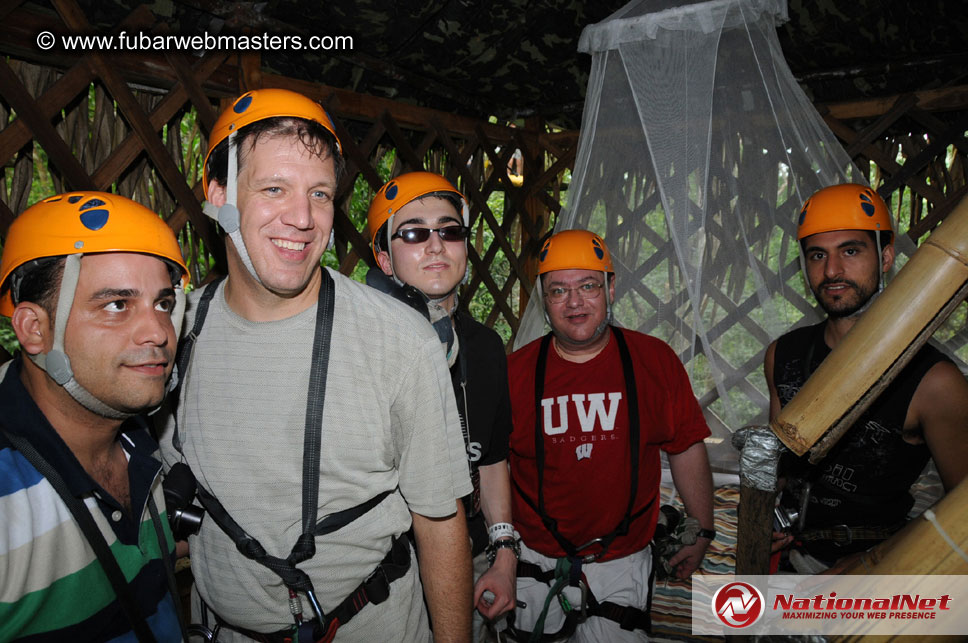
[797,184,893,241]
[537,229,614,275]
[367,172,469,261]
[202,88,341,199]
[0,192,189,316]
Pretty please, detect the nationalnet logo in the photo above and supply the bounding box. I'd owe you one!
[712,581,765,628]
[773,591,951,621]
[692,575,968,636]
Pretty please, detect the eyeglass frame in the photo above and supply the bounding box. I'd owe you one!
[542,280,606,304]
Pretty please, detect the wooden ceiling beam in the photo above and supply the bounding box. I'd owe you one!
[260,72,521,146]
[820,84,968,121]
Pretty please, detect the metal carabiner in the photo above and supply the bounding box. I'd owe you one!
[577,578,589,622]
[305,589,326,624]
[574,537,608,563]
[575,537,603,552]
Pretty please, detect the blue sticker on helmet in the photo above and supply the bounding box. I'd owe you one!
[68,195,83,204]
[594,247,604,259]
[79,198,106,211]
[386,183,398,200]
[860,202,876,216]
[234,95,253,113]
[798,207,807,226]
[80,209,109,231]
[539,248,548,262]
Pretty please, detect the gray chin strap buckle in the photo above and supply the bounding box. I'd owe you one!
[218,204,241,233]
[46,350,73,386]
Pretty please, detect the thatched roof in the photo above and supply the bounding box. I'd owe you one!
[6,0,966,129]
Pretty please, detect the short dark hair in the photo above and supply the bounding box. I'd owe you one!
[206,116,345,189]
[8,257,66,318]
[372,192,463,254]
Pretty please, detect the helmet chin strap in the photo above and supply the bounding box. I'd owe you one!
[427,293,459,367]
[385,214,405,287]
[27,254,134,420]
[203,131,265,287]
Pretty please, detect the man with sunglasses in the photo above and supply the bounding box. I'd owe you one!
[367,172,518,640]
[505,230,714,642]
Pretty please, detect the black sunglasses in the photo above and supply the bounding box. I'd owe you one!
[391,225,470,244]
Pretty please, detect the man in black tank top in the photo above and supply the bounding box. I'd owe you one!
[764,184,968,571]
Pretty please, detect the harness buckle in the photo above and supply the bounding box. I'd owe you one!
[362,563,392,605]
[831,524,853,547]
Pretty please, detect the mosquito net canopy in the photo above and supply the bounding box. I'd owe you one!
[515,0,866,470]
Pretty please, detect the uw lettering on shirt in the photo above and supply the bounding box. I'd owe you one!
[542,392,623,436]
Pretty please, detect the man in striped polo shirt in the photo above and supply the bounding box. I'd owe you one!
[0,192,189,641]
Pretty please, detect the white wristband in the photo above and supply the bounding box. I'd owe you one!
[488,522,515,543]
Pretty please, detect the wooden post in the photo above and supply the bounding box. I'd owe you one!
[517,116,546,320]
[733,427,783,575]
[735,485,777,575]
[240,52,262,92]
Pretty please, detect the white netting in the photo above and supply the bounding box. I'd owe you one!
[516,0,868,471]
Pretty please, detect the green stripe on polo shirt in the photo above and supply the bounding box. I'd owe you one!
[0,556,115,636]
[0,508,172,637]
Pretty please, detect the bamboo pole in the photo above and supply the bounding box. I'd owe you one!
[843,477,968,576]
[770,193,968,458]
[830,479,968,642]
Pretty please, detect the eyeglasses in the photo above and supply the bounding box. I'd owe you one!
[544,282,605,304]
[391,225,470,244]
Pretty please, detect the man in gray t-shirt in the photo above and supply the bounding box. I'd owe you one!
[159,89,472,642]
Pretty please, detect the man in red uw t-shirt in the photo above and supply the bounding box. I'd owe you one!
[506,229,714,642]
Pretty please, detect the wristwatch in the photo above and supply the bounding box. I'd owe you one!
[485,538,521,565]
[697,528,716,541]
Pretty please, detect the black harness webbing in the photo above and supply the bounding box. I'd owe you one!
[512,559,655,634]
[516,328,651,561]
[202,533,411,643]
[1,423,181,643]
[170,272,399,639]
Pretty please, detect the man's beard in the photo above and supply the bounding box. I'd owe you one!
[814,278,876,319]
